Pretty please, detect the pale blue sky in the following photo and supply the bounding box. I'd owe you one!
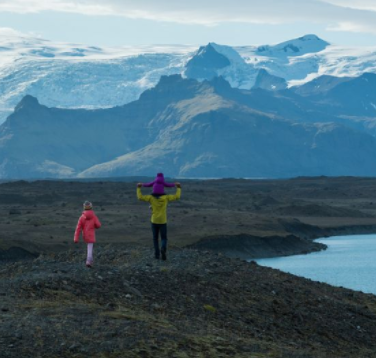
[1,0,376,46]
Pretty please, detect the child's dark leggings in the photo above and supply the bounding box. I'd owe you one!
[151,223,167,258]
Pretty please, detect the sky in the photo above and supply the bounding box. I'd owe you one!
[1,0,376,46]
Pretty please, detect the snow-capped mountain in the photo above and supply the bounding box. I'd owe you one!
[2,29,376,123]
[255,34,330,57]
[185,43,231,80]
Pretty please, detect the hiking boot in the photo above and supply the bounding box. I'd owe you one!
[161,249,167,261]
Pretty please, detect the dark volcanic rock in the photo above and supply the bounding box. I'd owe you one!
[0,247,37,260]
[8,208,21,215]
[188,234,326,259]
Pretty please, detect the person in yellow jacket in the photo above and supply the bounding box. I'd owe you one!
[137,182,181,260]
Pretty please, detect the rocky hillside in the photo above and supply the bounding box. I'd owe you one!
[1,177,376,356]
[1,245,376,357]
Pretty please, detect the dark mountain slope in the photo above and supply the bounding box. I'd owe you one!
[252,69,288,91]
[0,75,207,178]
[3,74,376,179]
[293,75,352,97]
[319,73,376,116]
[79,96,376,178]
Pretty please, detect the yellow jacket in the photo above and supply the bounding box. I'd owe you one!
[137,187,181,224]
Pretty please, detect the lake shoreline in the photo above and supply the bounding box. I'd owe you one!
[256,233,376,296]
[3,211,376,263]
[2,177,376,262]
[189,222,376,260]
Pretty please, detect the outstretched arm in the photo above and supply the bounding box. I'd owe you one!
[142,180,155,188]
[166,185,181,202]
[137,185,152,203]
[164,181,176,188]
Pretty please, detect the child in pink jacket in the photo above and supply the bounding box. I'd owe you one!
[142,173,176,196]
[74,201,101,268]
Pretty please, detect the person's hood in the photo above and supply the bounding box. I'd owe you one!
[155,172,165,184]
[82,210,94,220]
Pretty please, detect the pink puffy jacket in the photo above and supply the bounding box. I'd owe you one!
[74,210,101,243]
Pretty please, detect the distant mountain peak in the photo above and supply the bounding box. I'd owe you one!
[145,73,204,92]
[203,42,216,51]
[15,95,41,111]
[158,74,185,85]
[298,34,322,41]
[185,43,231,80]
[257,69,270,76]
[257,34,330,57]
[209,43,245,64]
[198,43,220,55]
[139,74,204,104]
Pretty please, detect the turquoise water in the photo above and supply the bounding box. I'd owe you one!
[256,234,376,295]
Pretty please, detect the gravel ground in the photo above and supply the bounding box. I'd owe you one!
[1,244,376,357]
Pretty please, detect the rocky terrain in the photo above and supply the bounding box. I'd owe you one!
[2,176,376,259]
[1,177,376,356]
[1,245,376,358]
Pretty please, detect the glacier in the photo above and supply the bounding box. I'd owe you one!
[2,30,376,123]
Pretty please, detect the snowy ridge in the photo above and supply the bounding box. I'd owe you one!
[255,34,329,57]
[235,44,376,86]
[2,29,376,123]
[0,28,196,61]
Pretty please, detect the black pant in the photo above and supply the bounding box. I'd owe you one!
[151,223,167,258]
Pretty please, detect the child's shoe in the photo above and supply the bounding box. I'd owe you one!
[86,261,93,268]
